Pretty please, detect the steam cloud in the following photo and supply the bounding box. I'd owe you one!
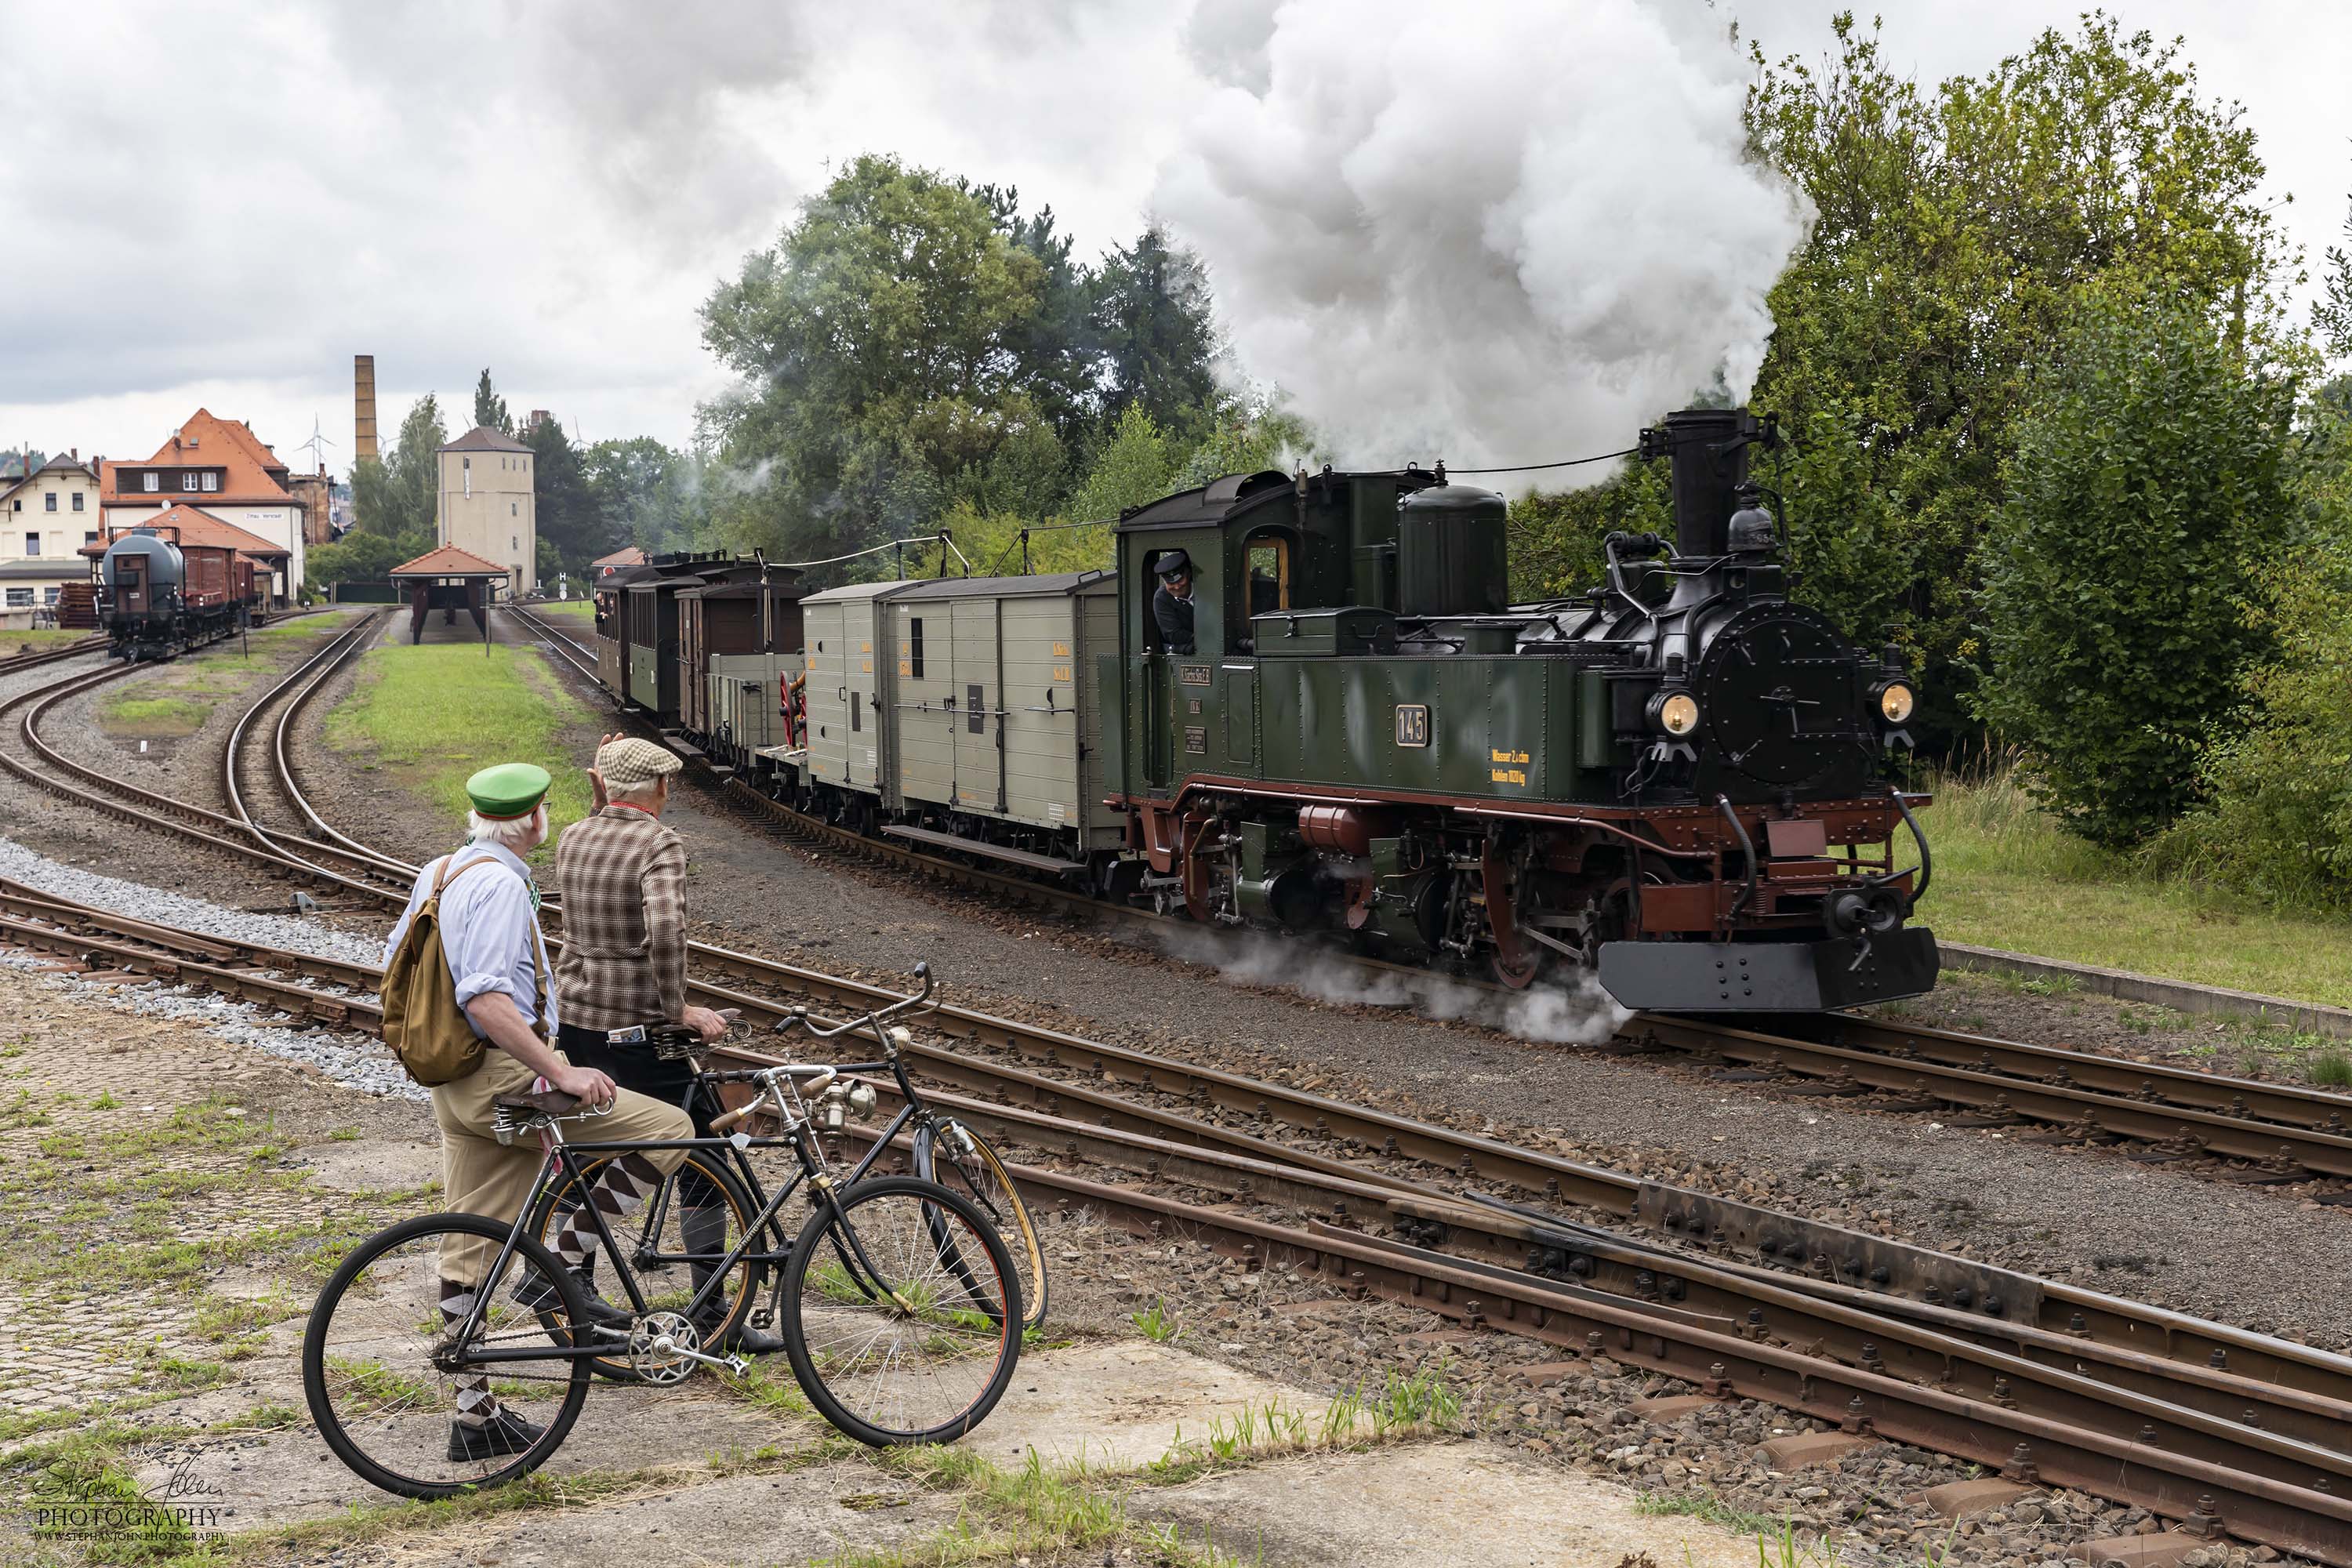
[1156,927,1630,1047]
[1156,0,1810,470]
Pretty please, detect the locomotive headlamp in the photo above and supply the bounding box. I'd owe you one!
[1650,690,1701,737]
[1876,682,1916,724]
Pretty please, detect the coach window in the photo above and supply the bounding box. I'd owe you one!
[909,617,925,679]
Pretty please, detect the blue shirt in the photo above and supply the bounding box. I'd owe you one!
[383,842,557,1038]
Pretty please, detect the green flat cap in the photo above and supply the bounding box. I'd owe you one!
[466,762,552,819]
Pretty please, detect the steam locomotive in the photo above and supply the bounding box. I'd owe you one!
[597,405,1938,1014]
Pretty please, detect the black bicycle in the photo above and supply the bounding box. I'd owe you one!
[301,977,1024,1498]
[519,964,1049,1383]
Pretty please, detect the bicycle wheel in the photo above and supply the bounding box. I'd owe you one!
[779,1174,1022,1446]
[303,1213,591,1498]
[525,1149,763,1381]
[916,1119,1048,1329]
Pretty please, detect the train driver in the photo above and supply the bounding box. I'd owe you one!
[1152,549,1197,655]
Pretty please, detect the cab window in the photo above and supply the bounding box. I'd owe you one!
[1243,535,1290,618]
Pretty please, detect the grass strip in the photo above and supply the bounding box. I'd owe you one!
[1918,770,2352,1009]
[324,641,595,852]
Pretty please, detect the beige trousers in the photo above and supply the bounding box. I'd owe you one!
[430,1045,692,1285]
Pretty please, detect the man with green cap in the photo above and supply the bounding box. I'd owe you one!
[383,760,694,1462]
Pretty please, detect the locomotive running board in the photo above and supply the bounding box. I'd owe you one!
[1598,928,1940,1013]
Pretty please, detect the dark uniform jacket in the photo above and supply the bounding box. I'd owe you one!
[1152,583,1196,655]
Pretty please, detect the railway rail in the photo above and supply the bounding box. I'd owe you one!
[10,601,2352,1554]
[4,877,2351,1561]
[503,601,2352,1189]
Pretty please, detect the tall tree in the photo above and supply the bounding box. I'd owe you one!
[1977,287,2298,848]
[524,415,608,576]
[583,437,710,555]
[698,154,1051,562]
[473,368,512,436]
[1736,12,2291,746]
[352,394,445,540]
[2318,170,2352,364]
[1093,227,1219,440]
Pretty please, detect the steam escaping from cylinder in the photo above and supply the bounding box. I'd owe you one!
[1155,926,1631,1047]
[1157,0,1809,470]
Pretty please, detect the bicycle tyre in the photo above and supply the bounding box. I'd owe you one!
[302,1212,591,1499]
[915,1119,1048,1329]
[779,1174,1023,1446]
[524,1149,763,1381]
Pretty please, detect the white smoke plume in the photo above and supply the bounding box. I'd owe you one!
[1156,0,1809,470]
[1155,927,1630,1047]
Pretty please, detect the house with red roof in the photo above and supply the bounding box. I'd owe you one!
[98,410,312,603]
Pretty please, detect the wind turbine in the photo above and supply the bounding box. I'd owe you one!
[297,416,338,475]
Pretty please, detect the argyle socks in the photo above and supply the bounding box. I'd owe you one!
[551,1152,666,1270]
[439,1277,496,1428]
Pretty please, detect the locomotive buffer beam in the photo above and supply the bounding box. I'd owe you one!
[1600,927,1940,1013]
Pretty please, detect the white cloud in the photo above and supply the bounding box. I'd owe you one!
[0,1,2342,476]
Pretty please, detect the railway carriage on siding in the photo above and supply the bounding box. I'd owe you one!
[89,508,270,659]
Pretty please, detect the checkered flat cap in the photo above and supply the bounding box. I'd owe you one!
[597,737,682,787]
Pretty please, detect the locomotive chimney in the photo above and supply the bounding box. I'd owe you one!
[1653,407,1749,559]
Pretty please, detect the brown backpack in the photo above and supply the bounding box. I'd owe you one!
[381,855,550,1087]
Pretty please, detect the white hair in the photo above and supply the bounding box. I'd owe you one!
[605,775,666,808]
[466,803,549,853]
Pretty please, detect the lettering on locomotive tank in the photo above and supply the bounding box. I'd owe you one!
[1395,704,1430,747]
[1187,699,1201,715]
[1178,664,1212,686]
[1489,747,1530,764]
[1183,726,1207,754]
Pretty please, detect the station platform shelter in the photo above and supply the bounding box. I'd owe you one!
[387,545,510,646]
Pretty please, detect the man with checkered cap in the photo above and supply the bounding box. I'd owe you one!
[551,735,783,1354]
[383,760,695,1462]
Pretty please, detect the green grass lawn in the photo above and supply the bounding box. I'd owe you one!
[1916,770,2352,1007]
[325,642,594,858]
[530,599,595,623]
[0,627,99,653]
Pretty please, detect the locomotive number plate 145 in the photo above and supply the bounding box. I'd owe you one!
[1395,704,1430,747]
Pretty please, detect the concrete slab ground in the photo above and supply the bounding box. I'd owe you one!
[979,1339,1328,1469]
[364,1464,957,1567]
[1135,1441,1761,1568]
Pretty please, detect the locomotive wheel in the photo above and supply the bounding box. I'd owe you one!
[1490,945,1547,989]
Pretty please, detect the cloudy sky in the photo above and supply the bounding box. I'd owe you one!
[2,0,2343,475]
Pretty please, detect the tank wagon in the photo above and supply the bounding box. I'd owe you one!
[94,528,263,659]
[585,406,1937,1014]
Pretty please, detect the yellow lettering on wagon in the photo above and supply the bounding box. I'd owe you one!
[1490,767,1527,786]
[1489,747,1530,765]
[1052,641,1069,656]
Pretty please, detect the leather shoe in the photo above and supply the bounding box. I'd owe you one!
[448,1407,545,1462]
[510,1264,633,1330]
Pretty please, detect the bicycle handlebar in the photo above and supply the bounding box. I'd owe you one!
[768,963,936,1042]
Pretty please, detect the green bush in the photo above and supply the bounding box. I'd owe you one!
[2154,397,2352,902]
[1976,288,2298,848]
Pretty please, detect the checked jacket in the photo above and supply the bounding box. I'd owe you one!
[550,804,690,1032]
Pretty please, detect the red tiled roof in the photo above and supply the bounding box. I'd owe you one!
[78,504,291,559]
[99,409,296,507]
[592,546,648,569]
[388,543,510,577]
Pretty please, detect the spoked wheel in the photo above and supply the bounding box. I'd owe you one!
[525,1149,764,1381]
[302,1213,591,1498]
[916,1119,1048,1329]
[779,1175,1022,1446]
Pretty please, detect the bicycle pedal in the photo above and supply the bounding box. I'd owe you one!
[750,1311,774,1329]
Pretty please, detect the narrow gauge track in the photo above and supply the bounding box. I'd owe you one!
[503,602,2352,1189]
[5,877,2352,1562]
[0,634,107,674]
